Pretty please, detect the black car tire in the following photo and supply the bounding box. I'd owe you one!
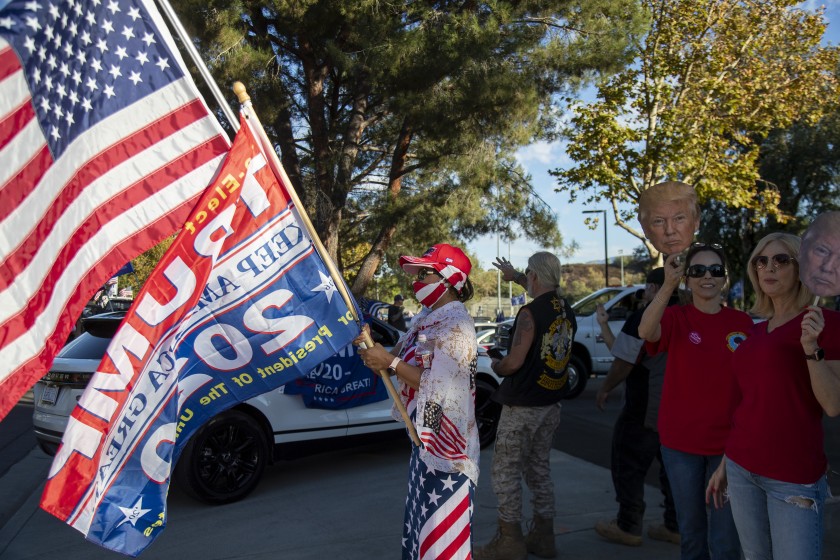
[174,409,268,505]
[562,354,589,400]
[475,378,502,449]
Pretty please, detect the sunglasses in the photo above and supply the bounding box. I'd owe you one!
[691,242,723,250]
[752,254,796,270]
[686,264,726,278]
[417,268,441,281]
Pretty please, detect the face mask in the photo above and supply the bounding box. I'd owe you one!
[412,279,449,308]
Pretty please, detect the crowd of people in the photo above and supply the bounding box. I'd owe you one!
[354,199,840,560]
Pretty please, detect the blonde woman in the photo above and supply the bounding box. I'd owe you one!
[707,232,840,560]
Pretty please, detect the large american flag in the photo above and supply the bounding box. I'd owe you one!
[0,0,230,419]
[403,448,474,559]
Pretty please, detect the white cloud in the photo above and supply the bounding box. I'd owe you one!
[515,141,558,165]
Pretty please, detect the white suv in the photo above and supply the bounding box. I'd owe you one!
[33,312,501,504]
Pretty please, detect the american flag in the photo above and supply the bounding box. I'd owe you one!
[0,0,230,419]
[403,447,474,560]
[420,401,469,461]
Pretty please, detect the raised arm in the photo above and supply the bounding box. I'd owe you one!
[801,306,840,416]
[493,257,527,288]
[638,254,683,342]
[596,304,615,350]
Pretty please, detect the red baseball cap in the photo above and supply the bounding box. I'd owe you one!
[399,244,472,290]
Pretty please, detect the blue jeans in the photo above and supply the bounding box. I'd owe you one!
[661,446,740,560]
[726,457,828,560]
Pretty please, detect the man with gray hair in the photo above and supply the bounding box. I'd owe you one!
[475,252,577,560]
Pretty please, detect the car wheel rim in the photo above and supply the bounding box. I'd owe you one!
[195,423,261,494]
[475,383,501,446]
[566,364,579,391]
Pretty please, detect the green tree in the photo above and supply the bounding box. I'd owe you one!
[122,237,176,295]
[699,108,840,306]
[553,0,839,263]
[172,0,647,296]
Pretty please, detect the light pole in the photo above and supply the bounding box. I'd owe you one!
[618,249,625,286]
[496,233,501,318]
[583,209,608,287]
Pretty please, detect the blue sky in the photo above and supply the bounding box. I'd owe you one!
[467,1,840,270]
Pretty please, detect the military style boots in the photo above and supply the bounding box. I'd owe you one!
[474,519,527,560]
[525,515,556,558]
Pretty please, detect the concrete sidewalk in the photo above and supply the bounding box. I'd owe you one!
[0,441,676,560]
[2,437,838,559]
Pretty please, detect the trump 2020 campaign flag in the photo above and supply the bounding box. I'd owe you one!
[282,296,389,409]
[40,114,361,556]
[284,339,389,409]
[0,0,230,420]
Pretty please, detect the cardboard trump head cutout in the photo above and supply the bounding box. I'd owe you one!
[637,181,701,256]
[800,211,840,297]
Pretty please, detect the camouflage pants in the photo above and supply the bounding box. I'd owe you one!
[491,403,562,523]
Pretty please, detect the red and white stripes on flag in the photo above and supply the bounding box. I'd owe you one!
[404,447,474,560]
[0,0,230,420]
[419,415,469,462]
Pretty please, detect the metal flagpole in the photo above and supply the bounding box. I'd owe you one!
[233,83,421,447]
[155,0,239,131]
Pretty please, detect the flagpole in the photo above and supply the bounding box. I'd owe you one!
[154,0,239,131]
[233,82,422,448]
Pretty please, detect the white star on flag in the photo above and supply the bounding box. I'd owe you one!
[116,497,151,528]
[311,270,337,303]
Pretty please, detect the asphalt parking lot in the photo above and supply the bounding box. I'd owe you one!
[2,378,839,559]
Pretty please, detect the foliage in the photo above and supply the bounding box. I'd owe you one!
[171,0,648,296]
[698,109,840,305]
[553,0,840,262]
[121,236,176,295]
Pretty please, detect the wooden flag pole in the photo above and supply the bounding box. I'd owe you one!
[233,82,422,448]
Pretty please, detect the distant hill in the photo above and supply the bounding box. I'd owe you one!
[561,262,647,301]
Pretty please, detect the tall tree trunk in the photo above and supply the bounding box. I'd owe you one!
[270,92,305,206]
[351,120,413,297]
[300,41,333,249]
[322,86,370,259]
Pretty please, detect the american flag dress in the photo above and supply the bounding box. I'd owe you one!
[394,301,479,559]
[403,427,474,559]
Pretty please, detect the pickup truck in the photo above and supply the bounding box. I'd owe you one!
[495,285,646,399]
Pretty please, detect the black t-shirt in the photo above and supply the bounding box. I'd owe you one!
[493,291,578,406]
[387,304,407,331]
[615,294,678,426]
[617,310,650,423]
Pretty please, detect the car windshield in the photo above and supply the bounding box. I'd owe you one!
[572,288,624,317]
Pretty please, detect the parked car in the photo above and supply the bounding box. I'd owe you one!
[32,312,502,505]
[476,328,497,351]
[494,285,646,399]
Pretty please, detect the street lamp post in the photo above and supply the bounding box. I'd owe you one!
[583,209,608,287]
[618,249,625,286]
